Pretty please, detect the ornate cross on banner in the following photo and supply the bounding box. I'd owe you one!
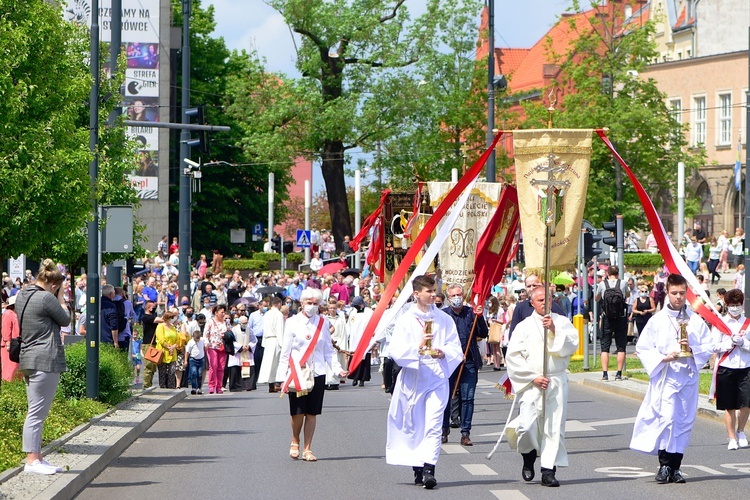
[530,153,571,236]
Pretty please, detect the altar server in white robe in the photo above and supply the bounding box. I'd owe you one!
[258,296,284,391]
[629,273,713,484]
[386,275,463,490]
[325,300,348,388]
[505,286,579,488]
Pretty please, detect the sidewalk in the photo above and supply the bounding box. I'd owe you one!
[569,370,723,422]
[0,389,185,500]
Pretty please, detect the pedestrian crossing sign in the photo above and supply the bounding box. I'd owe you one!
[296,230,312,248]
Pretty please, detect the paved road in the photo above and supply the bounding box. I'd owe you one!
[76,369,749,499]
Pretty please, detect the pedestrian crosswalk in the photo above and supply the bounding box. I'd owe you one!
[461,463,498,475]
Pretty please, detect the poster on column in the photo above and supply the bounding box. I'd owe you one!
[64,0,161,201]
[63,0,161,44]
[428,182,504,291]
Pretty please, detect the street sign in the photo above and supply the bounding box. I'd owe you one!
[252,223,264,242]
[230,228,246,244]
[296,230,311,248]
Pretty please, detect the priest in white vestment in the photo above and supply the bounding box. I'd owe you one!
[629,273,713,484]
[505,286,579,487]
[257,297,285,391]
[386,275,463,489]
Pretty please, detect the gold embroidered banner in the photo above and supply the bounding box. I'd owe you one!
[513,129,593,272]
[428,182,504,290]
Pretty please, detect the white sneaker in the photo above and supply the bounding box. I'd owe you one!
[41,459,63,472]
[728,439,739,450]
[738,432,748,448]
[24,459,57,475]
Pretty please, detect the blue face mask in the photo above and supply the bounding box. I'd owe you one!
[262,307,268,313]
[233,318,239,324]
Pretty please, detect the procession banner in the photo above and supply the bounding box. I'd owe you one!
[347,132,505,374]
[513,129,593,273]
[597,129,733,397]
[428,182,503,290]
[470,186,520,304]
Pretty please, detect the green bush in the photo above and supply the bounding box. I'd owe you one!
[59,343,132,406]
[285,252,304,264]
[0,380,108,472]
[250,252,281,262]
[223,259,268,271]
[623,252,664,267]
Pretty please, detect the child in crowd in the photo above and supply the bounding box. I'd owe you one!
[131,328,142,384]
[184,328,205,395]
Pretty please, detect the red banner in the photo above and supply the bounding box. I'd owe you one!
[470,186,520,305]
[596,130,730,336]
[347,133,506,374]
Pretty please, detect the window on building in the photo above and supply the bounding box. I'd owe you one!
[670,98,682,123]
[693,96,706,146]
[718,93,732,146]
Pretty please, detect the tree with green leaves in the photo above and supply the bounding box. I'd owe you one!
[0,0,138,267]
[264,0,460,251]
[521,1,704,229]
[374,0,493,188]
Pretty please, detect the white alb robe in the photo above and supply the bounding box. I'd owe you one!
[386,305,463,467]
[326,312,348,384]
[348,307,374,361]
[257,306,284,384]
[629,306,713,455]
[505,312,579,469]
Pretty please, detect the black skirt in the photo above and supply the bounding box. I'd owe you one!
[347,353,372,382]
[288,375,326,416]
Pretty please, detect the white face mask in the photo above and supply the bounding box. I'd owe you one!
[303,304,318,317]
[449,296,463,308]
[728,305,743,317]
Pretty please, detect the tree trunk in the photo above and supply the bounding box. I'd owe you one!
[321,139,352,254]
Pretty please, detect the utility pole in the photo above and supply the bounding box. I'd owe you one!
[744,26,750,310]
[485,0,496,182]
[86,0,101,399]
[177,0,192,302]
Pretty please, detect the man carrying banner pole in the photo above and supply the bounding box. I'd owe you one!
[504,129,593,486]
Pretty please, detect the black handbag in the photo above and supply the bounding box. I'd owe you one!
[9,290,38,363]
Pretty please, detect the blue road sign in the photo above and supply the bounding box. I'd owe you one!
[296,230,312,248]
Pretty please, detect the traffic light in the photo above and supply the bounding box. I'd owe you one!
[185,105,209,154]
[601,215,624,250]
[602,220,617,248]
[583,231,603,261]
[271,236,281,253]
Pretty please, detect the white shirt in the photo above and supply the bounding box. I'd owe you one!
[185,338,205,359]
[712,315,750,369]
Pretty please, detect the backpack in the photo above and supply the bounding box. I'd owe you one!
[114,299,129,333]
[602,279,625,320]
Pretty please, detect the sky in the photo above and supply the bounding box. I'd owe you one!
[202,0,573,191]
[206,0,572,76]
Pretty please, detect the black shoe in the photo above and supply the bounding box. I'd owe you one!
[655,465,672,484]
[521,450,537,482]
[450,420,460,428]
[441,434,448,444]
[541,468,560,487]
[413,466,423,486]
[422,464,437,489]
[670,469,686,483]
[601,373,609,381]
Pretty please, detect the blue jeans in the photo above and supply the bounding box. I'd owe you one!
[443,365,478,435]
[188,357,204,390]
[687,260,699,274]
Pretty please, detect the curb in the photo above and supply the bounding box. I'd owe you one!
[0,388,185,500]
[577,376,724,423]
[46,389,186,500]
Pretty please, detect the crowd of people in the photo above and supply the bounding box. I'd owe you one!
[2,220,750,486]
